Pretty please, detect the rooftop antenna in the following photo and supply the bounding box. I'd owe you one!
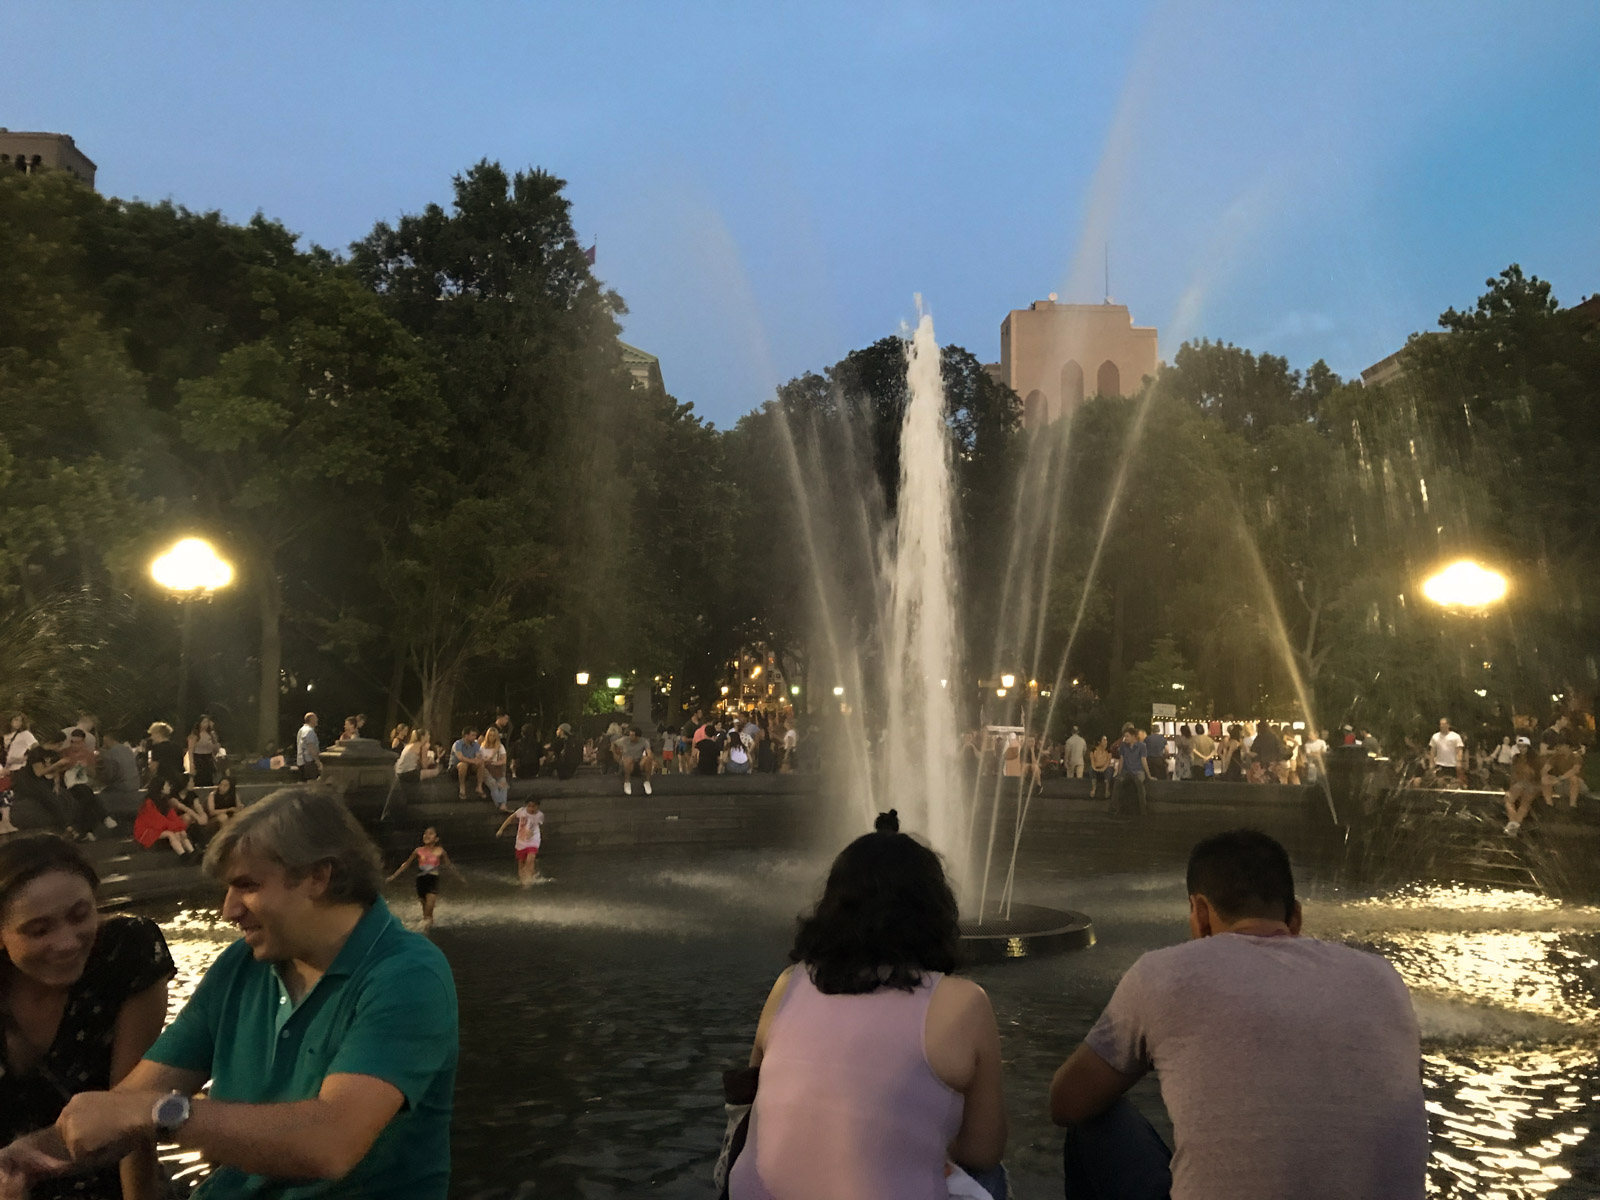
[1103,242,1110,304]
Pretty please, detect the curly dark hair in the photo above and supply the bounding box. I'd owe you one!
[790,829,961,994]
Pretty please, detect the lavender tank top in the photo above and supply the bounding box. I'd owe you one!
[728,968,964,1200]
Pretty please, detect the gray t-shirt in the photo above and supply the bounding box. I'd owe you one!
[1086,932,1426,1200]
[100,742,140,792]
[615,736,650,760]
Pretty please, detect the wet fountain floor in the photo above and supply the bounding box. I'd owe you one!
[147,845,1600,1198]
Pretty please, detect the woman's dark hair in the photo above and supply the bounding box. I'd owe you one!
[874,809,900,833]
[0,834,99,922]
[214,772,236,797]
[790,830,960,994]
[145,776,173,805]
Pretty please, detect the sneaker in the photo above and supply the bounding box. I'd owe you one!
[624,781,633,796]
[103,816,118,830]
[643,780,653,796]
[1504,820,1521,836]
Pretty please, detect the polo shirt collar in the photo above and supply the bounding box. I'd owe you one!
[325,898,397,979]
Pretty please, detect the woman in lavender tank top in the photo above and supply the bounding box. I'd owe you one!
[728,812,1008,1199]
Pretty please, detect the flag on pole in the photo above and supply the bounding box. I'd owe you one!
[584,243,597,266]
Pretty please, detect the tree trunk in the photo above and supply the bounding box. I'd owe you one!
[1108,578,1127,697]
[383,643,406,734]
[419,664,458,743]
[255,562,282,753]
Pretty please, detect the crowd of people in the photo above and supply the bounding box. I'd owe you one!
[965,711,1590,831]
[377,708,805,808]
[1,712,247,857]
[0,780,1432,1200]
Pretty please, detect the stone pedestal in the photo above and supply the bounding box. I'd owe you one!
[630,685,656,737]
[317,737,397,796]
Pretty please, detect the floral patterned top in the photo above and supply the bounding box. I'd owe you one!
[0,914,176,1198]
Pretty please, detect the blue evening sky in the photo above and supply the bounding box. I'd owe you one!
[6,2,1597,426]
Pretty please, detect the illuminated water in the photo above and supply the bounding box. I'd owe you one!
[146,849,1600,1197]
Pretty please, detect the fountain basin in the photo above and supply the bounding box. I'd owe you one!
[959,902,1095,962]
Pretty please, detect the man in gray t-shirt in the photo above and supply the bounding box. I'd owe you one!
[1049,829,1426,1200]
[614,727,655,797]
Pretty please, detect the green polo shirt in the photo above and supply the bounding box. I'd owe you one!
[147,898,457,1198]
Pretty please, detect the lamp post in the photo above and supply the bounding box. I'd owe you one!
[150,537,234,733]
[1421,560,1508,610]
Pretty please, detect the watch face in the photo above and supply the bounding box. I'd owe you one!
[156,1095,188,1128]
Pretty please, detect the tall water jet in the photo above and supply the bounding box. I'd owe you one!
[882,308,969,883]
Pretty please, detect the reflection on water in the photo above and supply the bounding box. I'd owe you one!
[1425,1049,1593,1198]
[140,853,1599,1197]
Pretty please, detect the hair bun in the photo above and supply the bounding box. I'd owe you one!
[873,809,900,833]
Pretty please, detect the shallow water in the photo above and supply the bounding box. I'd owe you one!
[146,848,1600,1198]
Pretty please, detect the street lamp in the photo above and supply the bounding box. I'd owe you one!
[606,675,624,689]
[1000,674,1016,689]
[1422,560,1508,609]
[832,686,845,697]
[150,537,234,732]
[575,671,590,687]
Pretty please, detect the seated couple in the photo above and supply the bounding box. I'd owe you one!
[725,822,1426,1200]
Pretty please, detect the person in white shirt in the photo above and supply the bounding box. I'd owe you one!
[1302,730,1329,784]
[1064,727,1087,779]
[1428,718,1466,786]
[495,797,546,886]
[4,713,39,772]
[295,712,320,781]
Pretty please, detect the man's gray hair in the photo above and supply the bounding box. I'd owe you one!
[204,787,383,905]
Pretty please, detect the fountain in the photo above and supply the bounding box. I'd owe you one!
[785,302,1092,956]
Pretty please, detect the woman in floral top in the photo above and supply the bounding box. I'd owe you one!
[0,834,174,1198]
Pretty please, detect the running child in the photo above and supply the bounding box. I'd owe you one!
[495,797,546,886]
[388,826,464,929]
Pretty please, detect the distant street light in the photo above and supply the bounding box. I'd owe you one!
[996,688,1007,698]
[1422,560,1508,609]
[1000,674,1016,689]
[606,675,624,689]
[575,671,590,686]
[151,537,233,594]
[789,685,800,696]
[150,537,233,732]
[832,686,845,697]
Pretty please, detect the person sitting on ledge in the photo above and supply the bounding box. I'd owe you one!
[0,787,459,1200]
[728,813,1008,1199]
[1048,828,1426,1200]
[614,726,655,796]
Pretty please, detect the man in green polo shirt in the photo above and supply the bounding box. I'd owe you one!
[0,788,458,1198]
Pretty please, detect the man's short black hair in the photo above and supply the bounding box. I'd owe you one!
[1185,829,1296,922]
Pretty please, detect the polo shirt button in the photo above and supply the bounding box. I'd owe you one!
[281,1029,291,1039]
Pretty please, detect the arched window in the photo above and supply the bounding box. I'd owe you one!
[1060,360,1084,410]
[1096,359,1121,397]
[1023,389,1044,428]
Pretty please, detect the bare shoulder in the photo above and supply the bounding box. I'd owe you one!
[931,974,995,1024]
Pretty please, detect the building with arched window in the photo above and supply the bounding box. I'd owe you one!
[996,299,1157,430]
[0,130,96,188]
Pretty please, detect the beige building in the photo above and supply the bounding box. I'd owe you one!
[998,299,1158,429]
[0,130,95,188]
[619,340,664,391]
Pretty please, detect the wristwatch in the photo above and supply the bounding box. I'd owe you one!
[151,1091,192,1136]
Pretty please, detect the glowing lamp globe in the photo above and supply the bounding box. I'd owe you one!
[151,538,233,594]
[1422,561,1508,609]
